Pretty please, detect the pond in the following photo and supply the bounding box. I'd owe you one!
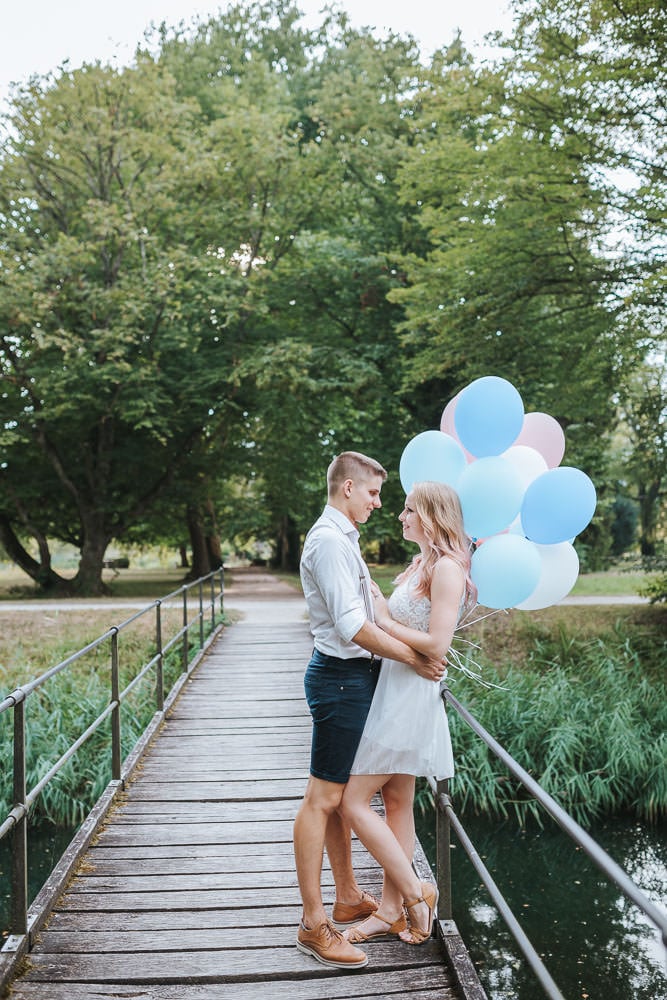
[0,824,77,944]
[417,808,667,1000]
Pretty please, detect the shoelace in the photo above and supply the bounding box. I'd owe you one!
[322,921,344,944]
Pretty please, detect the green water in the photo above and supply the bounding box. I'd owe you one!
[417,809,667,1000]
[0,824,76,943]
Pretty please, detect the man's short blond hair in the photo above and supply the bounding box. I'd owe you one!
[326,451,387,497]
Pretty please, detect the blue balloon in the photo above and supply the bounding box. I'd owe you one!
[454,376,524,457]
[521,467,597,544]
[471,534,542,609]
[457,456,524,539]
[399,431,467,493]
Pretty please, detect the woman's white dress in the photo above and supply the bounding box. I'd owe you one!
[350,575,455,780]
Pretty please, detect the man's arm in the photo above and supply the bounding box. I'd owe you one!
[351,621,445,682]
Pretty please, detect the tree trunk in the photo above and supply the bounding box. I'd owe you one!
[179,544,189,569]
[70,519,111,595]
[186,503,211,579]
[0,515,73,593]
[274,514,300,572]
[638,479,660,558]
[204,498,223,570]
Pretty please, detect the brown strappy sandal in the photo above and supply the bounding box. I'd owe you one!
[401,881,439,945]
[344,910,408,943]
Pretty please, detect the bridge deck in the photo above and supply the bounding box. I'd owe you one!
[7,573,467,1000]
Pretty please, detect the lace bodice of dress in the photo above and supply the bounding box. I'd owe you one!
[387,575,431,633]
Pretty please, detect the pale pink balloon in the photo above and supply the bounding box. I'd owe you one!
[515,412,566,469]
[440,394,460,437]
[440,393,475,462]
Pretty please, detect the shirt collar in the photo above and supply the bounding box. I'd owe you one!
[322,504,359,544]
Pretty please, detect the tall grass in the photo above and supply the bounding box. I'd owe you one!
[0,617,219,827]
[444,623,667,827]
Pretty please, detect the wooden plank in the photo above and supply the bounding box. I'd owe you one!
[56,886,314,910]
[9,968,454,999]
[43,904,324,932]
[84,839,371,861]
[95,824,297,846]
[72,856,377,878]
[20,939,446,983]
[117,779,308,799]
[111,800,302,821]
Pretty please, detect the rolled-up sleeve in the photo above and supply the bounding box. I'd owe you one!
[308,531,366,642]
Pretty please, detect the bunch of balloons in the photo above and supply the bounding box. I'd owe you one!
[399,375,596,610]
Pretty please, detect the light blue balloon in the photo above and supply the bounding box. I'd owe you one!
[472,534,542,609]
[521,467,597,544]
[454,376,524,457]
[457,456,524,539]
[399,430,467,493]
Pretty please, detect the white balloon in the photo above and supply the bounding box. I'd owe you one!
[515,542,580,610]
[501,444,548,492]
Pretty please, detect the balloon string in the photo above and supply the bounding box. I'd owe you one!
[456,605,509,630]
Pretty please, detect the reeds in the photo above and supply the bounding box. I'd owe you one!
[445,623,667,827]
[0,619,216,828]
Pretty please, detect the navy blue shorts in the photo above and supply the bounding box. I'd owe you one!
[304,648,380,784]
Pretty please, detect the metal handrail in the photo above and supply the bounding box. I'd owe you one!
[0,567,225,942]
[433,683,667,1000]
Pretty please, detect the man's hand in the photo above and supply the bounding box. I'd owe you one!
[411,652,447,682]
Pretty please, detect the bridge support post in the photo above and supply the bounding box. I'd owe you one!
[11,699,28,936]
[436,777,453,920]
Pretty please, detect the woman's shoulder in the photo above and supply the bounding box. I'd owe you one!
[431,556,466,595]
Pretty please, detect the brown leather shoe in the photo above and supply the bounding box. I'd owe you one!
[332,889,379,926]
[296,919,368,969]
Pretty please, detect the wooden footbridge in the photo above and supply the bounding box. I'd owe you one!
[1,571,484,1000]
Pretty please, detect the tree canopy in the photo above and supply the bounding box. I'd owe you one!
[0,0,664,591]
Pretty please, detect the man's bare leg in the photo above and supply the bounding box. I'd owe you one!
[293,776,344,928]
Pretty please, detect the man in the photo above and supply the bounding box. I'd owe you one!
[294,451,446,970]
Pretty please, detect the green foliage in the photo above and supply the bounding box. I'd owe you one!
[445,623,667,826]
[0,0,664,584]
[640,569,667,605]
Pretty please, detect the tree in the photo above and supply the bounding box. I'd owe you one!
[0,59,252,593]
[618,362,667,556]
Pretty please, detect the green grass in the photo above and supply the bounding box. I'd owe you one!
[367,564,651,598]
[569,570,648,596]
[0,564,191,601]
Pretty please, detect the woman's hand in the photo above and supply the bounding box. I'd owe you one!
[371,583,391,630]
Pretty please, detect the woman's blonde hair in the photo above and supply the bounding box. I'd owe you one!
[397,481,476,607]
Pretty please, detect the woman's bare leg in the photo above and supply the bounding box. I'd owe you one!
[340,773,430,938]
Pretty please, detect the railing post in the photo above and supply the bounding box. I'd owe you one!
[110,629,121,782]
[198,580,204,648]
[436,777,453,920]
[219,566,224,616]
[11,698,28,936]
[155,601,164,713]
[210,573,216,629]
[182,586,189,672]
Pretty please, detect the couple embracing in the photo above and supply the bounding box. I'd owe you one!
[294,450,476,970]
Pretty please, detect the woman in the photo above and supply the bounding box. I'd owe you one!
[339,480,476,945]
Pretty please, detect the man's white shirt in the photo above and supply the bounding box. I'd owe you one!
[300,504,374,659]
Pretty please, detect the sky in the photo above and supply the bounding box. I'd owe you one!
[0,1,515,106]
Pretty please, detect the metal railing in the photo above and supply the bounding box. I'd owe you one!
[0,568,225,949]
[432,683,667,1000]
